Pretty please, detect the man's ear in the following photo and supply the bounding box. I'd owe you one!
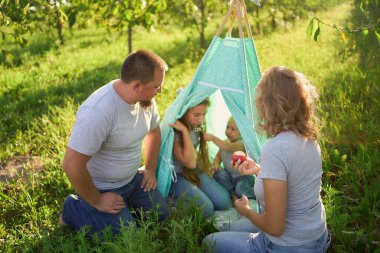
[131,80,141,92]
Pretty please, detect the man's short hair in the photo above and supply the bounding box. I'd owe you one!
[120,49,168,84]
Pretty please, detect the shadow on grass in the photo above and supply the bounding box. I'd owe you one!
[319,57,380,252]
[0,28,112,67]
[0,63,119,142]
[0,36,57,67]
[0,31,210,144]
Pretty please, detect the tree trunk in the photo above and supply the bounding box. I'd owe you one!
[199,0,205,49]
[271,14,276,31]
[128,23,132,54]
[255,7,260,34]
[200,27,205,50]
[56,9,64,45]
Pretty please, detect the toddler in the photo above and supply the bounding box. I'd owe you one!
[204,117,255,204]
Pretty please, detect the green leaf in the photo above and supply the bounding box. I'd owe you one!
[21,37,28,46]
[306,18,314,38]
[361,29,368,36]
[1,48,8,56]
[313,22,321,41]
[341,31,348,43]
[23,3,30,15]
[343,26,351,34]
[359,0,365,12]
[374,30,380,43]
[17,36,28,47]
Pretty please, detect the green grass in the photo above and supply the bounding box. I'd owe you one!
[1,1,379,252]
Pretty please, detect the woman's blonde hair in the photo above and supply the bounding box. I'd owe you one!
[255,66,319,139]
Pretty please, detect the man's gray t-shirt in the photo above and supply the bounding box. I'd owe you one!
[254,131,327,246]
[68,82,160,190]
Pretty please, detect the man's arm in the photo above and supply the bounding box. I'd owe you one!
[63,147,101,204]
[63,147,125,213]
[141,126,161,191]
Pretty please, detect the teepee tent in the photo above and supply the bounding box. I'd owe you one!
[157,0,266,198]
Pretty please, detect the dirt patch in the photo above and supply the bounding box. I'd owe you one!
[0,156,44,182]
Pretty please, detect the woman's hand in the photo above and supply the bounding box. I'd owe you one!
[232,156,260,176]
[234,194,251,216]
[169,120,187,132]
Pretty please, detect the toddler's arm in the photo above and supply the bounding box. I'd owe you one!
[204,133,244,152]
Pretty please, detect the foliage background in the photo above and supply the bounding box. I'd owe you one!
[0,0,379,252]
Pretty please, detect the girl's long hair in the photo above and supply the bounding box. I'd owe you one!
[255,66,319,139]
[179,99,211,186]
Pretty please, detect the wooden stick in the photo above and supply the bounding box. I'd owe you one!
[227,10,237,36]
[236,0,244,38]
[216,0,235,37]
[241,0,253,38]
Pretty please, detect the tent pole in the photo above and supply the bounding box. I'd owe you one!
[240,0,253,38]
[236,0,244,38]
[227,10,237,37]
[216,0,236,37]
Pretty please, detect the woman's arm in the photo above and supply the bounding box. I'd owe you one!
[235,179,287,237]
[170,120,197,169]
[204,133,244,152]
[234,156,260,176]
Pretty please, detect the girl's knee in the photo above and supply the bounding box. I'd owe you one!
[213,195,233,210]
[199,198,214,217]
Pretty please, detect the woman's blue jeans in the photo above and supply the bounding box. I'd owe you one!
[203,229,331,253]
[169,172,232,217]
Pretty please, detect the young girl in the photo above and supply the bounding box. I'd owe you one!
[169,99,231,217]
[204,66,330,252]
[204,117,256,205]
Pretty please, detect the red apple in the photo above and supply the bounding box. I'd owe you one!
[231,151,246,164]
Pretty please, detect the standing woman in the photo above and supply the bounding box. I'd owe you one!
[203,66,330,252]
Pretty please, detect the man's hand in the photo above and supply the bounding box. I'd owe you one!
[234,194,251,216]
[93,192,126,214]
[139,169,157,192]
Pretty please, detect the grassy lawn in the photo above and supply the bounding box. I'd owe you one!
[0,1,378,252]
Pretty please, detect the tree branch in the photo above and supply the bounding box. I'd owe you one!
[314,17,378,33]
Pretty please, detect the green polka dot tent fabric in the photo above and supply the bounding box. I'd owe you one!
[156,35,266,198]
